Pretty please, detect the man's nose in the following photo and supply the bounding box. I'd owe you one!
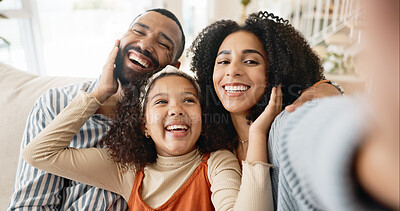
[137,37,154,54]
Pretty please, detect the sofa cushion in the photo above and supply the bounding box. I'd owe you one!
[0,62,90,209]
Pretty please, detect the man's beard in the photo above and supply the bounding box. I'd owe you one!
[114,45,160,87]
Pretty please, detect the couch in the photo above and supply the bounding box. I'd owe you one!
[0,62,90,209]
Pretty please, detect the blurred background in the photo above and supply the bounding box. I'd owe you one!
[0,0,364,92]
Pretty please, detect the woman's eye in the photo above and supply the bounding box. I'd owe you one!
[217,60,230,65]
[244,60,259,64]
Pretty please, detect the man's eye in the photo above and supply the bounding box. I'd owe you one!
[159,42,170,49]
[133,29,144,35]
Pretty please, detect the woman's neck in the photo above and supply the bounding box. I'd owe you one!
[230,112,250,162]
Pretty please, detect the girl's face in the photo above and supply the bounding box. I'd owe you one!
[213,31,268,114]
[144,75,202,157]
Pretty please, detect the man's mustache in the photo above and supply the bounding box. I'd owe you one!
[123,45,160,69]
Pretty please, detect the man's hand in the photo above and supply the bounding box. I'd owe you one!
[91,40,120,103]
[285,82,342,112]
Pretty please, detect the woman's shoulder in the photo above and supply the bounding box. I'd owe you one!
[208,150,240,171]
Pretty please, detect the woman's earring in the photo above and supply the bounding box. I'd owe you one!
[145,131,150,138]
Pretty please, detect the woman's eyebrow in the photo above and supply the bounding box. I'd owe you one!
[242,49,264,58]
[217,50,231,56]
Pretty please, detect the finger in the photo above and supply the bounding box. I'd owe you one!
[105,46,119,69]
[285,104,297,112]
[285,89,317,112]
[285,101,303,112]
[277,84,283,106]
[269,87,277,105]
[285,95,303,112]
[114,39,120,48]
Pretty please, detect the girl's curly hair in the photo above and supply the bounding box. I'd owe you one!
[101,66,235,171]
[189,11,325,147]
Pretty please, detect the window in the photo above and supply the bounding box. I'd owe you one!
[36,0,152,77]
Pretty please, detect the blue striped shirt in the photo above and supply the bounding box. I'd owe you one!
[8,79,128,210]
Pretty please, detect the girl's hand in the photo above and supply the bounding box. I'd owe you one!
[91,40,120,103]
[250,85,282,135]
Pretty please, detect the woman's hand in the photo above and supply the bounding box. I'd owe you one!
[250,85,282,135]
[247,85,282,163]
[91,40,120,103]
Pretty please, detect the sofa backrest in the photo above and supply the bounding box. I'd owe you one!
[0,63,91,209]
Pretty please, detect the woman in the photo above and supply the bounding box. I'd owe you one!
[22,49,280,210]
[190,11,340,209]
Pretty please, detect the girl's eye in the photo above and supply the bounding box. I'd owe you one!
[217,60,230,65]
[183,98,196,103]
[154,100,167,105]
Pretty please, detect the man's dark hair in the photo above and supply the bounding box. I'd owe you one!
[145,8,186,62]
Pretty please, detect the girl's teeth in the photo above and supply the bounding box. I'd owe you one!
[166,125,188,131]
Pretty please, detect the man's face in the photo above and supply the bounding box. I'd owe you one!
[115,11,183,85]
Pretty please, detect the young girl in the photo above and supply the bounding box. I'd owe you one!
[22,61,281,210]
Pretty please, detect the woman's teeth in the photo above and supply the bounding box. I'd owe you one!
[224,85,249,93]
[166,125,188,131]
[128,53,150,68]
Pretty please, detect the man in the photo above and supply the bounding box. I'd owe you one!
[8,8,185,210]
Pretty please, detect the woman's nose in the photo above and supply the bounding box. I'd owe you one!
[226,63,243,77]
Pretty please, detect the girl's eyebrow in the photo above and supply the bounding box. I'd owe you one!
[182,92,198,98]
[149,93,167,101]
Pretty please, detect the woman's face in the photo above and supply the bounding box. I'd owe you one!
[144,75,202,157]
[213,31,268,114]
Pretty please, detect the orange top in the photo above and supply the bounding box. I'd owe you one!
[128,154,214,211]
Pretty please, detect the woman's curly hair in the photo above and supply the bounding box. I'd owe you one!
[100,66,235,171]
[189,11,325,147]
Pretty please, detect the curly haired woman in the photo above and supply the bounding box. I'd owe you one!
[21,39,282,210]
[190,11,343,210]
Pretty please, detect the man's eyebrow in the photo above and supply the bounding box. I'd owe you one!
[217,50,231,56]
[242,49,264,58]
[134,22,149,30]
[160,32,174,47]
